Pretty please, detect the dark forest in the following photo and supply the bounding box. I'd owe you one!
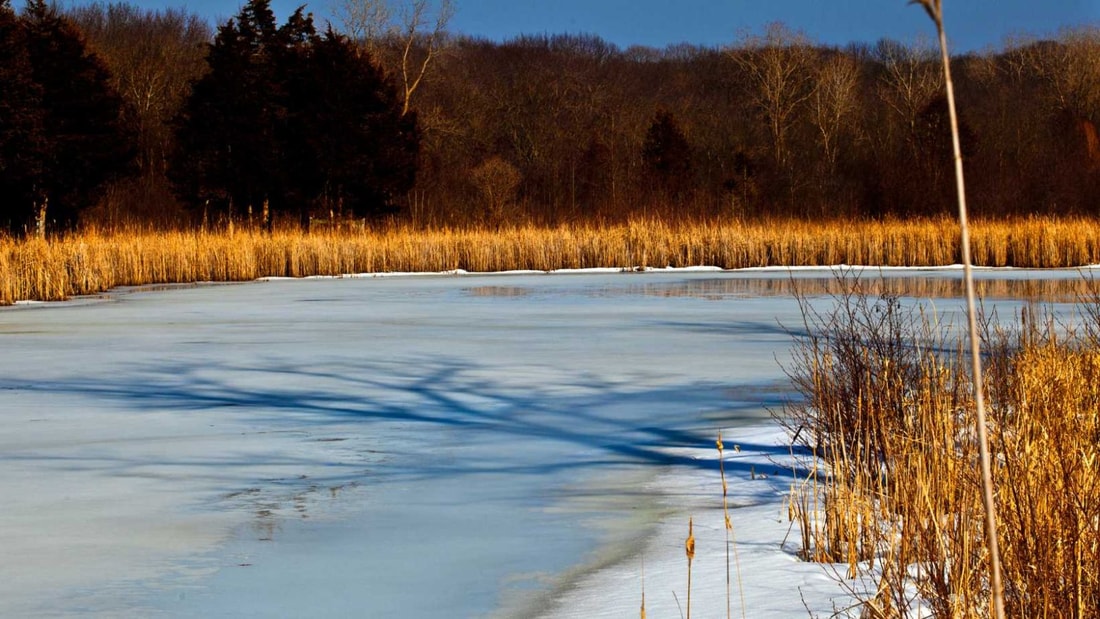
[2,0,1099,234]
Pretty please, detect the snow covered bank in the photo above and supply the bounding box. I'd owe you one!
[547,424,860,618]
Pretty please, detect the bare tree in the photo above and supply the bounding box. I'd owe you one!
[1021,27,1100,119]
[470,156,521,225]
[730,23,815,169]
[397,0,454,116]
[809,53,860,173]
[330,0,391,54]
[70,3,211,175]
[875,37,940,139]
[334,0,454,116]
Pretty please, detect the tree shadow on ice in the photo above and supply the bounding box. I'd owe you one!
[3,355,799,485]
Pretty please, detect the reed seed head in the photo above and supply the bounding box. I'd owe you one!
[685,517,695,561]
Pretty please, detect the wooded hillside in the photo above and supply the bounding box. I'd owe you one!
[2,0,1098,233]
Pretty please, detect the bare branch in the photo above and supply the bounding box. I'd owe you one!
[332,0,454,116]
[399,0,454,116]
[1019,26,1100,117]
[330,0,393,53]
[810,54,859,170]
[875,37,939,135]
[730,23,815,168]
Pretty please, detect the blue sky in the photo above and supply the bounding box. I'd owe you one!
[110,1,1098,51]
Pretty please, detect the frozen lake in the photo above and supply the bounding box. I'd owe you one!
[0,268,1090,617]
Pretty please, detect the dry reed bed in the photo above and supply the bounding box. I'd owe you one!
[3,216,1100,304]
[785,287,1100,617]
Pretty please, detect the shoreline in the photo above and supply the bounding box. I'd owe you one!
[6,262,1099,312]
[544,423,860,618]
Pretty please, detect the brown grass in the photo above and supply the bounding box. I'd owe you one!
[783,282,1100,617]
[3,216,1100,305]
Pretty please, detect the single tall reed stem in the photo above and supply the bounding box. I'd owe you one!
[717,431,746,618]
[685,517,695,619]
[913,1,1006,616]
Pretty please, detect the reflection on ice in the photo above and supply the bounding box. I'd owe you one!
[465,268,1098,302]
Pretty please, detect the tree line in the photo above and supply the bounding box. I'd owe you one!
[0,0,418,235]
[409,24,1100,225]
[1,0,1098,234]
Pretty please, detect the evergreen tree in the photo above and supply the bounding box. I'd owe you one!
[172,0,285,224]
[0,0,45,232]
[20,0,135,231]
[173,0,419,227]
[642,110,693,201]
[289,29,419,219]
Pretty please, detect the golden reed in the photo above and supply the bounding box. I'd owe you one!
[786,293,1100,617]
[3,216,1100,304]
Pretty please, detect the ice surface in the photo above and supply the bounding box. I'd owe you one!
[0,268,1087,616]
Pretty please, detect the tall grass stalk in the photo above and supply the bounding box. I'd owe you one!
[716,431,746,618]
[914,1,1006,615]
[685,516,695,619]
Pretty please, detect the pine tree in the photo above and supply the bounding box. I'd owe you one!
[0,0,45,232]
[289,29,419,219]
[172,0,285,224]
[173,1,419,227]
[20,0,135,232]
[642,110,693,201]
